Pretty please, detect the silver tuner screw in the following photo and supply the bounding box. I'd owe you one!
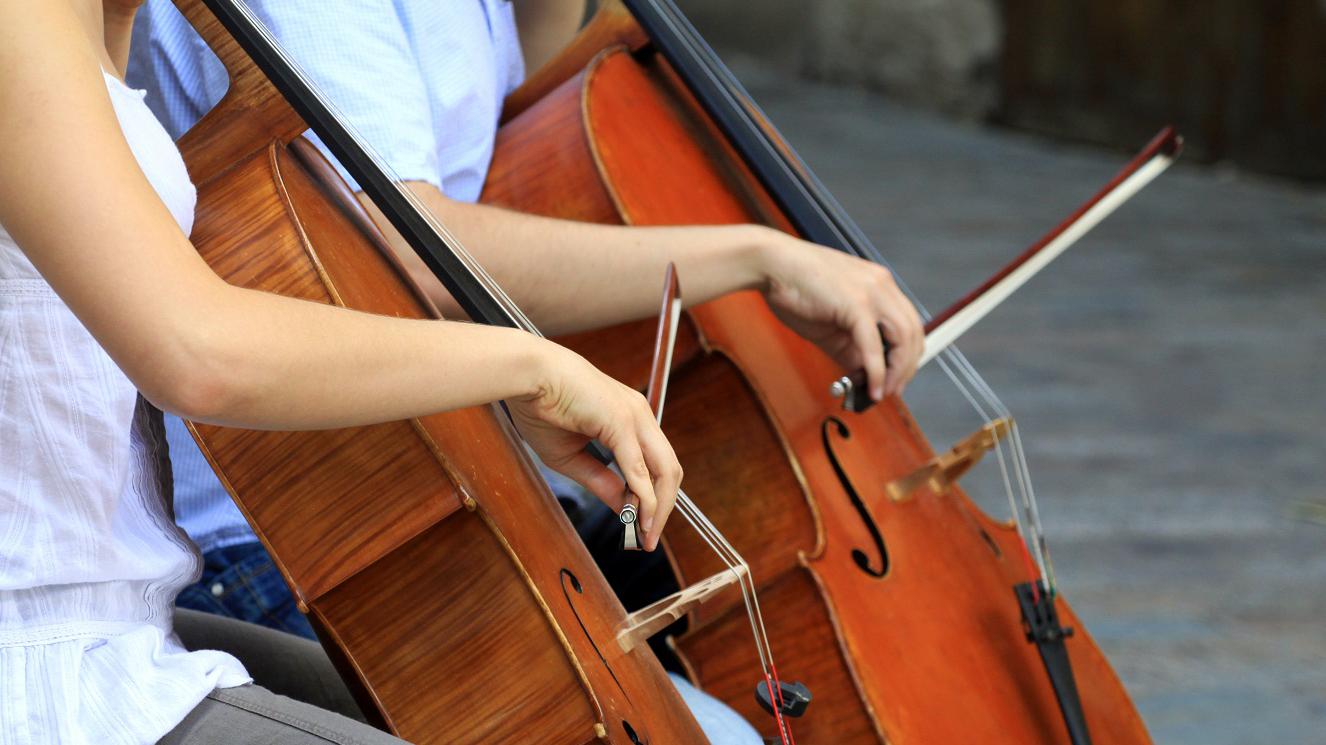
[829,376,852,400]
[620,503,642,551]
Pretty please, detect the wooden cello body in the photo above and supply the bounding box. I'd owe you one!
[170,1,710,742]
[481,2,1153,743]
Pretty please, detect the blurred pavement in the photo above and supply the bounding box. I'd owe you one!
[729,60,1326,744]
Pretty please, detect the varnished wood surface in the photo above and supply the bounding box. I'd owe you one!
[677,570,883,744]
[187,145,466,606]
[501,4,647,124]
[482,24,1152,744]
[173,1,712,742]
[172,0,305,185]
[315,514,596,742]
[485,60,704,386]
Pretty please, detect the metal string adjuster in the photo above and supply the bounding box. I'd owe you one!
[619,503,642,551]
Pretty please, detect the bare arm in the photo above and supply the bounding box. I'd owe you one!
[0,0,681,548]
[0,8,544,430]
[513,0,587,73]
[102,1,139,73]
[359,182,768,333]
[361,180,925,400]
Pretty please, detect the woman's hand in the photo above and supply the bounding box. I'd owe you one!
[508,342,682,551]
[759,228,925,402]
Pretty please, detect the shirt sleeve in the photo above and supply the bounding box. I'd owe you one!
[247,0,442,192]
[128,0,231,140]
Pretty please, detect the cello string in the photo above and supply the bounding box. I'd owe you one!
[943,348,1051,583]
[648,0,1057,576]
[936,352,1038,569]
[234,3,533,334]
[938,343,1051,589]
[674,493,777,662]
[236,2,792,717]
[672,496,775,675]
[668,493,792,739]
[670,502,761,648]
[942,347,1052,586]
[654,0,1050,605]
[645,302,781,691]
[1010,423,1056,591]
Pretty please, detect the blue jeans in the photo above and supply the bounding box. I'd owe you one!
[176,542,317,640]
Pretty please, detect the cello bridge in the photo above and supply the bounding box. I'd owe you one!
[615,566,747,653]
[885,417,1012,502]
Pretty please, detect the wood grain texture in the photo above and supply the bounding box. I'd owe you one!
[187,145,462,606]
[501,3,648,124]
[483,29,1152,744]
[313,513,595,743]
[172,2,712,742]
[172,0,305,185]
[484,56,704,386]
[677,570,882,744]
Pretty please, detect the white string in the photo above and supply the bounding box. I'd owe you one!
[231,0,787,705]
[645,0,1123,603]
[652,0,1063,597]
[916,146,1180,591]
[234,2,536,333]
[941,345,1053,586]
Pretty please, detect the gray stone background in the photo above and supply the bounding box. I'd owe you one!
[667,1,1326,742]
[676,0,1326,182]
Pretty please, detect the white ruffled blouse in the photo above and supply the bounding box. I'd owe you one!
[0,71,249,744]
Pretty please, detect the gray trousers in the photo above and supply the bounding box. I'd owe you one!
[159,609,407,744]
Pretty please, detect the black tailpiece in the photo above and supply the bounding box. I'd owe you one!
[1015,581,1092,745]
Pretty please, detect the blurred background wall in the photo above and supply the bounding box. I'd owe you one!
[673,0,1326,181]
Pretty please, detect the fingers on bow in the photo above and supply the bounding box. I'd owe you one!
[605,392,681,551]
[870,271,924,398]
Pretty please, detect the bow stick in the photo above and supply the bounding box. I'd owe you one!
[647,263,684,420]
[618,264,806,742]
[832,126,1184,413]
[620,263,683,550]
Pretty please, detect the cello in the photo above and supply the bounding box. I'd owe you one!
[168,0,801,742]
[480,1,1175,742]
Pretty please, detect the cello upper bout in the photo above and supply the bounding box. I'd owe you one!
[501,0,648,123]
[173,1,306,185]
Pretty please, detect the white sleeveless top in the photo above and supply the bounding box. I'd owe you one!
[0,72,249,744]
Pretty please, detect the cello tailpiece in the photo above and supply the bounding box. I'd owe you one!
[1015,581,1093,745]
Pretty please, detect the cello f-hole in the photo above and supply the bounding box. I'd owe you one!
[559,568,630,700]
[820,417,888,578]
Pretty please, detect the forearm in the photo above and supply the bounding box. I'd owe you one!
[153,284,550,430]
[361,184,774,335]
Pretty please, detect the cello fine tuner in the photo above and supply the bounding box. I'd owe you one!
[619,503,643,552]
[829,373,872,413]
[829,376,852,400]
